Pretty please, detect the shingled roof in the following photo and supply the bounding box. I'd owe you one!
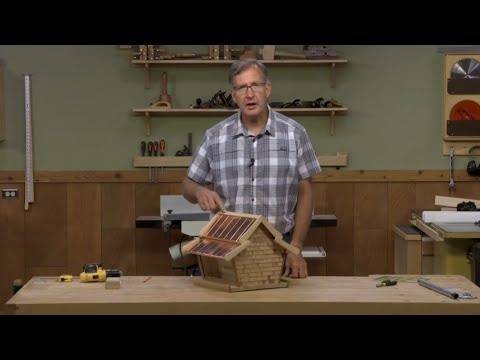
[183,212,299,260]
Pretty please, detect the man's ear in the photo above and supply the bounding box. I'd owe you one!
[265,82,271,98]
[231,90,239,105]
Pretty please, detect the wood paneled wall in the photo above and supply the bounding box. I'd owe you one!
[1,169,477,308]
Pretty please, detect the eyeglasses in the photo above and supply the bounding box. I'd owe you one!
[232,82,267,95]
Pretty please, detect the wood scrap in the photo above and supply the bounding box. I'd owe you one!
[260,45,306,60]
[435,195,480,208]
[105,277,121,289]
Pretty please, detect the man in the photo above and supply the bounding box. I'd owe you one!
[183,59,321,278]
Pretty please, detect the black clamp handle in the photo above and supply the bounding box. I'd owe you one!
[376,279,397,288]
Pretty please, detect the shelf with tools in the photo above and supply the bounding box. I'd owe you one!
[130,59,348,89]
[133,107,348,137]
[133,152,348,170]
[126,46,349,174]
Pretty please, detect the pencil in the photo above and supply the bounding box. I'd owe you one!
[143,276,152,283]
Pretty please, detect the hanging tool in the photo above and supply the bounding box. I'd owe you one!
[141,141,146,156]
[160,139,165,156]
[24,74,34,211]
[153,141,158,183]
[449,146,455,191]
[147,141,153,183]
[418,278,477,299]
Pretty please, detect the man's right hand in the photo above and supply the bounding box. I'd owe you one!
[195,188,226,212]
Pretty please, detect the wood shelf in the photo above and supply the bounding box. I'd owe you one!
[131,59,348,65]
[133,107,348,136]
[133,152,348,169]
[133,156,192,168]
[130,59,348,89]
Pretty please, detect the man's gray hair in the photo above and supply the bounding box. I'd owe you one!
[228,59,269,86]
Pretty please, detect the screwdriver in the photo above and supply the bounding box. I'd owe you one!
[160,139,165,156]
[153,142,159,183]
[147,141,153,183]
[141,141,146,156]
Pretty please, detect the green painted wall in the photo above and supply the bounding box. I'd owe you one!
[0,45,473,170]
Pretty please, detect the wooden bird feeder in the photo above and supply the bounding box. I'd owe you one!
[182,211,300,292]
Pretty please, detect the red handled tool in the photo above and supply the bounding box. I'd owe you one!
[147,142,154,183]
[152,142,159,182]
[160,139,165,156]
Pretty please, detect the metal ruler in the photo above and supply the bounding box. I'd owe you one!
[24,74,34,210]
[418,278,477,299]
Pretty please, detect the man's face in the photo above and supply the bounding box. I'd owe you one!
[231,65,271,119]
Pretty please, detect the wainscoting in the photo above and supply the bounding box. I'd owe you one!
[1,169,478,308]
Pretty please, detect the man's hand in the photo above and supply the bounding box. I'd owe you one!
[195,187,226,212]
[183,176,226,212]
[283,252,308,278]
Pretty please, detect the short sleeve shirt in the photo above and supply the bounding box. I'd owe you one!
[187,107,321,234]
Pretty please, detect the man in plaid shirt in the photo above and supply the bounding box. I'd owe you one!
[183,59,321,278]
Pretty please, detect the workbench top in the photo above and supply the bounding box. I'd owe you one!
[6,275,480,315]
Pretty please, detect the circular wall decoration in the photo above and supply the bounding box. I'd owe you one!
[451,58,480,79]
[449,99,480,120]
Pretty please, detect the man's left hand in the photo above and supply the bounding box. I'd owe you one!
[283,252,308,278]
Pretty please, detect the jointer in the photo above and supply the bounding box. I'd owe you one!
[136,195,336,259]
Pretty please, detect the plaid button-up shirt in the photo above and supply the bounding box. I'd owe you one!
[188,107,321,234]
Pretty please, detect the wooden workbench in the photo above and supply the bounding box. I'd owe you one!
[5,275,480,315]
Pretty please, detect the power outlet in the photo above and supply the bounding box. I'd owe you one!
[2,189,19,199]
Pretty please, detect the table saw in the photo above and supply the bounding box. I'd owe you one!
[410,209,480,286]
